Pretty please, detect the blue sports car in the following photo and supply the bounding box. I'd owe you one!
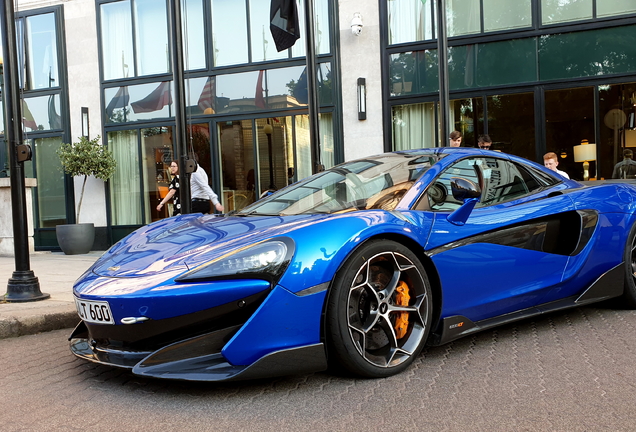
[69,147,636,381]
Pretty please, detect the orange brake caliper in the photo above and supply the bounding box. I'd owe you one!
[394,281,411,339]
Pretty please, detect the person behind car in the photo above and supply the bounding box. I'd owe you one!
[543,152,570,179]
[612,149,636,179]
[157,161,181,216]
[191,161,224,214]
[449,130,462,147]
[477,134,492,150]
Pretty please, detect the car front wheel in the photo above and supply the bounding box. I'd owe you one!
[326,239,433,378]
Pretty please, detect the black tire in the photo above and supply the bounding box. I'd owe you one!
[326,239,433,378]
[621,222,636,308]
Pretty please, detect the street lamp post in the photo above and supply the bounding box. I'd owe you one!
[1,0,48,302]
[436,0,450,147]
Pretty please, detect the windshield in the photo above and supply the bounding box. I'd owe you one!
[238,152,444,216]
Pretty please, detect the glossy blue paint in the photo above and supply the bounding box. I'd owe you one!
[69,147,636,380]
[222,285,326,365]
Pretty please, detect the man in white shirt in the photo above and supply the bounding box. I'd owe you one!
[543,152,570,179]
[190,163,224,214]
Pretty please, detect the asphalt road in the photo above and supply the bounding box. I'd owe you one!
[2,306,636,432]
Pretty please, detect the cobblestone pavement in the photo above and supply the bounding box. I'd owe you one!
[2,306,636,432]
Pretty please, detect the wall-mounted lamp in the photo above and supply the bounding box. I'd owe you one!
[351,13,363,36]
[357,77,366,120]
[573,139,596,181]
[81,107,89,138]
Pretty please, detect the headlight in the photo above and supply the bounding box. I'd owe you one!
[176,238,294,283]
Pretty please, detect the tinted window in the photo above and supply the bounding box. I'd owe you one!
[418,157,551,211]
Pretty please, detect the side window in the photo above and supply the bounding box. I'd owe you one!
[416,157,483,211]
[415,157,543,211]
[480,158,537,206]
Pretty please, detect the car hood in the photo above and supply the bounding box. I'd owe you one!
[91,212,332,278]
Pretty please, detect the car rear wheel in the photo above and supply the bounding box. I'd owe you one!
[326,239,433,378]
[621,222,636,308]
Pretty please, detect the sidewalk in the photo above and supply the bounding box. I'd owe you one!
[0,251,101,339]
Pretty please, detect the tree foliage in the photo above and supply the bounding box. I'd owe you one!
[57,136,116,222]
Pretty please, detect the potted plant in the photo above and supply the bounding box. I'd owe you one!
[56,136,116,254]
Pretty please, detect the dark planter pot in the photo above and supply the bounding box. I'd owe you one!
[56,223,95,255]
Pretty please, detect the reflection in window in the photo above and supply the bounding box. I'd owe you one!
[24,137,66,227]
[450,98,484,147]
[142,127,173,223]
[483,0,531,32]
[20,95,63,132]
[392,103,436,151]
[109,129,142,225]
[249,0,288,62]
[446,0,480,37]
[597,1,636,18]
[598,82,636,180]
[105,81,173,124]
[218,120,256,211]
[389,50,439,96]
[449,39,536,90]
[211,0,248,66]
[539,26,636,81]
[101,1,134,80]
[541,0,592,25]
[387,0,433,45]
[26,13,59,90]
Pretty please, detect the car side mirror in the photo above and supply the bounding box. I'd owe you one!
[447,177,481,226]
[450,177,481,201]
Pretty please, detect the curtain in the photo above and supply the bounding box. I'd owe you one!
[109,130,141,225]
[392,103,436,150]
[319,113,334,169]
[101,1,134,80]
[388,0,431,45]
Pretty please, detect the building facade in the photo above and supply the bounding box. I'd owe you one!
[1,0,635,251]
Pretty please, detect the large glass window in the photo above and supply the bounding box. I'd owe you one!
[142,127,173,223]
[389,50,439,96]
[485,93,535,160]
[539,26,636,81]
[211,0,248,66]
[25,13,59,90]
[597,1,636,18]
[101,1,134,80]
[392,102,436,151]
[446,0,480,37]
[24,137,66,228]
[449,39,537,90]
[109,129,142,225]
[105,81,173,124]
[544,87,595,181]
[183,0,206,70]
[598,82,636,181]
[20,95,63,132]
[100,0,169,80]
[450,98,484,147]
[387,0,434,44]
[134,0,169,76]
[542,0,592,25]
[483,0,531,32]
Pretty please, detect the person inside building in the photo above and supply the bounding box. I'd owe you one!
[156,160,181,216]
[191,161,224,214]
[543,152,570,179]
[612,149,636,179]
[449,130,462,147]
[477,134,492,150]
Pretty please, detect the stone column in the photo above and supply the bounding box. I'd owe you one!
[0,177,37,256]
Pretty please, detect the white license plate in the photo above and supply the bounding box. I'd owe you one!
[75,298,115,325]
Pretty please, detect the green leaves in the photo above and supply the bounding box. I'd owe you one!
[57,136,116,181]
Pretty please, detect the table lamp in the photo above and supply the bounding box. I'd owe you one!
[573,139,596,181]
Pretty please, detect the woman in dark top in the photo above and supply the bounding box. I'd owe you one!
[157,161,180,216]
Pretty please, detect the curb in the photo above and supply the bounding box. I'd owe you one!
[0,311,79,340]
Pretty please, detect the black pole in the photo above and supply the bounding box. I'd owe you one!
[303,0,322,173]
[167,0,191,213]
[436,0,450,147]
[1,0,48,302]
